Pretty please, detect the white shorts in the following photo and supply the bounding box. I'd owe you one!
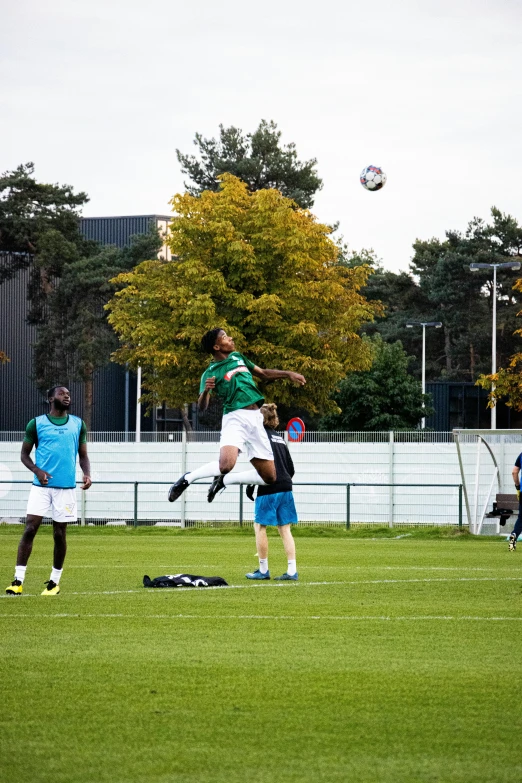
[220,408,274,461]
[26,486,78,523]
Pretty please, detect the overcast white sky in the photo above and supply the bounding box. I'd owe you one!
[2,0,521,272]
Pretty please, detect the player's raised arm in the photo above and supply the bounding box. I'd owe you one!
[252,366,306,386]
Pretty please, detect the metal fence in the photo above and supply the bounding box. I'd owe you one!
[0,430,456,443]
[0,480,463,528]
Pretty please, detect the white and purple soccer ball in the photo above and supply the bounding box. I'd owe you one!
[360,165,387,191]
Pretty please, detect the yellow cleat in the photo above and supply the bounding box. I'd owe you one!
[41,580,60,596]
[5,580,23,595]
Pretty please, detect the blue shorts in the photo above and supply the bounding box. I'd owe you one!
[254,491,298,527]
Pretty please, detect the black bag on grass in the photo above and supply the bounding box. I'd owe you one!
[143,574,228,588]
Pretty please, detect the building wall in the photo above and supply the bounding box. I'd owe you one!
[80,215,172,259]
[425,382,522,430]
[0,253,141,431]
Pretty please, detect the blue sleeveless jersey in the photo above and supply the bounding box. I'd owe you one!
[33,414,82,488]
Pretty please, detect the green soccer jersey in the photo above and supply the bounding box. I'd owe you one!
[199,352,264,415]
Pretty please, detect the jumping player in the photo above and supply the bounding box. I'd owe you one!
[5,386,92,596]
[168,328,305,503]
[245,403,299,581]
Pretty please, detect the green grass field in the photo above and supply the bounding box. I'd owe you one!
[1,526,521,783]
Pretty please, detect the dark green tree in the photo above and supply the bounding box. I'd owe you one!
[340,247,442,380]
[319,336,432,431]
[343,208,522,386]
[176,120,323,209]
[0,162,90,290]
[410,208,522,381]
[33,230,162,428]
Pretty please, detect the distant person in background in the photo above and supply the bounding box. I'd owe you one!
[245,403,299,581]
[5,386,92,596]
[509,454,522,551]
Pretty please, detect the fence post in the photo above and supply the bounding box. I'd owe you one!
[458,484,463,528]
[239,484,243,527]
[346,484,350,529]
[388,431,394,528]
[80,487,86,527]
[133,482,138,528]
[180,429,187,529]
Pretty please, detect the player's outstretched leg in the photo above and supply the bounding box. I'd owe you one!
[209,457,276,504]
[208,448,275,503]
[168,460,221,502]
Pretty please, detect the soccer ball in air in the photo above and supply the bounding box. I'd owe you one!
[360,165,387,191]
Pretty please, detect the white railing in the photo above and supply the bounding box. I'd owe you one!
[0,430,454,443]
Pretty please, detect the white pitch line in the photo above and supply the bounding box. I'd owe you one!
[0,564,509,572]
[0,564,224,570]
[0,575,520,599]
[0,613,521,622]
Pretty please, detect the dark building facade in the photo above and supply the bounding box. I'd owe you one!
[0,252,131,431]
[425,382,522,431]
[0,217,177,432]
[80,215,172,260]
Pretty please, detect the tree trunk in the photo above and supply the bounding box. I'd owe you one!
[181,404,193,434]
[83,368,93,429]
[444,327,452,373]
[470,342,475,380]
[40,266,53,296]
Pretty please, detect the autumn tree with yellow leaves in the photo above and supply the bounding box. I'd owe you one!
[106,175,381,416]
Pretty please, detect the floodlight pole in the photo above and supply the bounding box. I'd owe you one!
[406,321,442,429]
[136,365,141,443]
[421,324,426,429]
[469,260,520,430]
[492,264,497,430]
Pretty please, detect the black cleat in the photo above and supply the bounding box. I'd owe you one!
[207,475,225,503]
[508,532,517,552]
[246,485,256,502]
[168,473,189,502]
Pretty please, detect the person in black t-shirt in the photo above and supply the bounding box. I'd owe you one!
[245,404,298,581]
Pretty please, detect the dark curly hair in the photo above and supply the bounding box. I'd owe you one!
[47,385,67,401]
[201,328,224,355]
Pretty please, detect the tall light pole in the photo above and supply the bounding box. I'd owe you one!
[406,321,442,429]
[469,261,521,429]
[136,365,142,443]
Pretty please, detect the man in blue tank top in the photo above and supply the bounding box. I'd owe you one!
[5,386,92,596]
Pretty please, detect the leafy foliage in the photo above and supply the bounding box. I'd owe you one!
[176,120,323,209]
[33,231,162,427]
[0,162,89,286]
[356,208,522,384]
[320,336,433,431]
[107,175,380,414]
